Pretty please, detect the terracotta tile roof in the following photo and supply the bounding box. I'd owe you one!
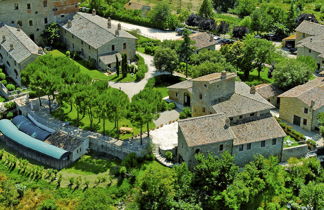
[178,114,234,147]
[279,77,324,110]
[192,72,236,82]
[231,117,286,145]
[167,80,192,90]
[255,84,283,99]
[295,21,324,36]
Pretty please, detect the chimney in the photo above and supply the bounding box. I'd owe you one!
[38,47,43,54]
[310,100,315,108]
[2,35,5,42]
[225,118,230,129]
[117,23,121,30]
[221,71,226,79]
[67,20,72,28]
[10,44,14,51]
[107,17,111,29]
[92,9,96,16]
[115,29,119,36]
[210,34,213,42]
[250,86,256,94]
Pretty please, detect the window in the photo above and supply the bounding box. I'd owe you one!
[199,93,202,100]
[247,143,251,150]
[195,149,200,154]
[304,108,308,114]
[81,40,84,45]
[250,113,255,117]
[202,107,205,113]
[229,117,233,121]
[61,15,65,18]
[72,35,74,39]
[27,3,31,10]
[261,140,265,147]
[272,139,276,145]
[239,115,243,119]
[303,119,307,125]
[219,144,224,151]
[17,21,22,26]
[309,49,311,53]
[123,43,126,49]
[29,20,33,26]
[14,3,19,10]
[302,33,305,38]
[44,18,48,24]
[11,21,15,24]
[204,84,207,88]
[175,92,178,97]
[112,45,115,51]
[43,1,47,7]
[239,145,244,151]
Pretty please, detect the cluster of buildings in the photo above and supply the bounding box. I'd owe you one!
[0,0,136,86]
[169,71,323,166]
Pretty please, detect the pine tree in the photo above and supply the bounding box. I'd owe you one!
[199,0,214,19]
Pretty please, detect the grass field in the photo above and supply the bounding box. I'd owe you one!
[48,50,136,83]
[238,68,274,86]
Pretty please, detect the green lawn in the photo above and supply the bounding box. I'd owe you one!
[48,50,136,83]
[54,103,155,140]
[238,68,274,86]
[284,136,300,148]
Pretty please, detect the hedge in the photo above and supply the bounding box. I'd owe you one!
[135,54,148,82]
[277,118,306,142]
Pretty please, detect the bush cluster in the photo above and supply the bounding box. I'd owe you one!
[179,107,192,119]
[135,54,148,81]
[278,119,306,142]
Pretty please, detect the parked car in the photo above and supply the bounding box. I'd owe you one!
[218,38,234,45]
[213,36,221,41]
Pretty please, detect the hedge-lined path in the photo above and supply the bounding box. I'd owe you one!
[109,52,169,99]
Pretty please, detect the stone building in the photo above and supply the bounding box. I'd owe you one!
[295,21,324,71]
[279,77,324,132]
[168,80,192,107]
[255,84,283,108]
[177,114,286,167]
[178,32,217,52]
[0,0,79,44]
[0,24,43,86]
[61,11,137,71]
[175,72,286,167]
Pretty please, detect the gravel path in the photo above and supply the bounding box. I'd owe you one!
[111,19,180,41]
[154,110,180,127]
[109,52,169,99]
[150,122,178,150]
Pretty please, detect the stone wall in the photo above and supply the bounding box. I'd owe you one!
[89,136,150,160]
[281,144,309,162]
[168,88,191,106]
[233,138,283,166]
[297,46,324,70]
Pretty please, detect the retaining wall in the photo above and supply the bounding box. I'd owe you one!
[281,144,309,162]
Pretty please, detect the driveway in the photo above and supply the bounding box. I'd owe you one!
[109,52,169,99]
[111,19,179,41]
[154,109,180,127]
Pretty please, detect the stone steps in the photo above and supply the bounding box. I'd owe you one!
[153,147,174,168]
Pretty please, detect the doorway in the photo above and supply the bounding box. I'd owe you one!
[293,115,301,126]
[184,93,190,107]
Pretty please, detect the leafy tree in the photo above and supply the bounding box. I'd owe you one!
[234,0,257,17]
[232,26,249,39]
[191,61,236,78]
[150,1,176,29]
[212,0,236,12]
[296,13,318,26]
[273,58,313,90]
[300,182,324,209]
[179,30,194,78]
[199,0,214,19]
[137,165,176,210]
[154,47,179,74]
[89,0,101,11]
[192,152,238,208]
[41,23,60,47]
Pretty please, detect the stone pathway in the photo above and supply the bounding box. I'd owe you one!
[111,19,180,41]
[153,146,174,168]
[150,122,178,151]
[154,109,180,127]
[109,52,169,99]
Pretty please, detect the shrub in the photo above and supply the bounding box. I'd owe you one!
[0,68,2,73]
[122,153,139,169]
[0,73,5,80]
[6,111,14,119]
[38,199,57,210]
[179,107,192,119]
[135,54,148,81]
[1,80,7,85]
[167,102,176,110]
[65,50,71,57]
[6,84,15,91]
[165,151,173,161]
[4,101,15,110]
[306,139,316,150]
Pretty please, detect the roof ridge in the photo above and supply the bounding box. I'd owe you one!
[78,12,116,38]
[235,92,274,108]
[179,113,225,123]
[4,25,36,56]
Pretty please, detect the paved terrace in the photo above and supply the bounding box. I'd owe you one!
[15,96,150,157]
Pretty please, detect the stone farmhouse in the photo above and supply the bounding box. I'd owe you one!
[171,72,286,166]
[279,77,324,132]
[295,21,324,71]
[178,32,217,52]
[61,11,137,71]
[0,24,43,86]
